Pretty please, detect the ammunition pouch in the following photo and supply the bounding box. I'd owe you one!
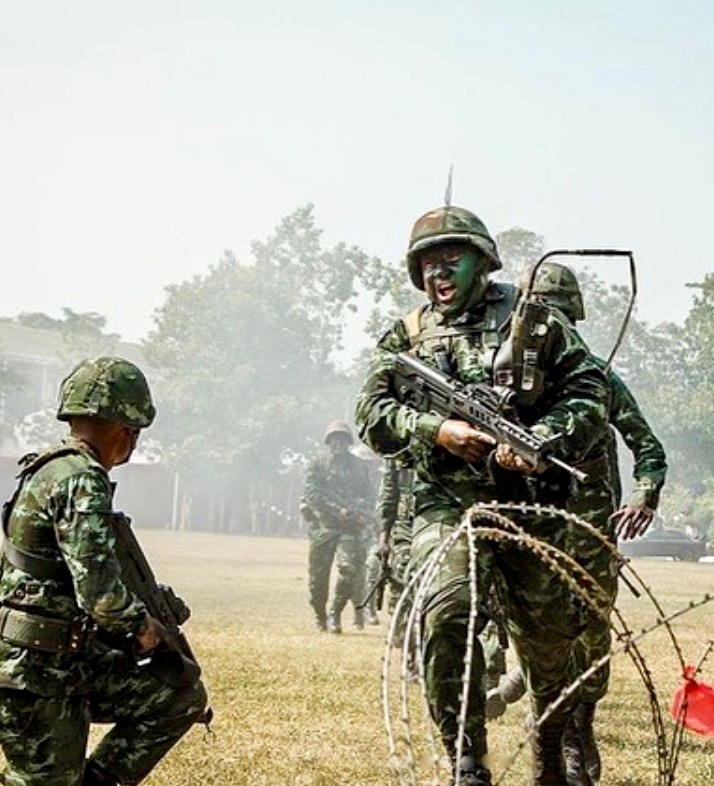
[496,299,554,407]
[0,604,93,654]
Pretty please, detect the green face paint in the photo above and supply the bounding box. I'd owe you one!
[420,244,489,316]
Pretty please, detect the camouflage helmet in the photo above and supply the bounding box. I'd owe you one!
[323,419,353,445]
[57,357,156,429]
[518,262,585,322]
[406,205,501,290]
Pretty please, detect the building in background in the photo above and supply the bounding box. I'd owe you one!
[0,320,174,527]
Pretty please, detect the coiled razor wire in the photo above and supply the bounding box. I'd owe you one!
[381,502,714,786]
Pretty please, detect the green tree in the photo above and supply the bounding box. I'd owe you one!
[59,308,120,357]
[15,408,69,452]
[494,226,546,282]
[15,312,64,331]
[144,205,381,531]
[655,275,714,488]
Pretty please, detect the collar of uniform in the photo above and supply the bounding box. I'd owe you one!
[63,436,102,463]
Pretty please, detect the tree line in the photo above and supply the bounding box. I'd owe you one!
[4,206,713,538]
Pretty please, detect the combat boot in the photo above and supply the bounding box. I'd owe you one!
[353,608,365,630]
[327,611,342,634]
[83,760,118,786]
[562,718,594,786]
[574,702,601,783]
[528,716,568,786]
[315,613,327,632]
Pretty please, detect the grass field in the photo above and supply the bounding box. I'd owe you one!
[17,531,714,785]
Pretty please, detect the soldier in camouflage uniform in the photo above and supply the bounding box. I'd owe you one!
[376,458,415,607]
[355,205,610,786]
[0,357,207,786]
[377,459,508,693]
[375,458,416,664]
[302,420,375,633]
[354,444,383,626]
[522,262,668,782]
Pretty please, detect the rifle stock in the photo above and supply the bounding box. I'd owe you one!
[358,555,402,611]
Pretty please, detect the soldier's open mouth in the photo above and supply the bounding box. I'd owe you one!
[436,283,456,303]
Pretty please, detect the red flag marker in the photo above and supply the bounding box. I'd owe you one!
[671,664,714,737]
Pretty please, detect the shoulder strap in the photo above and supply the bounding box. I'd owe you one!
[403,304,427,345]
[1,446,84,583]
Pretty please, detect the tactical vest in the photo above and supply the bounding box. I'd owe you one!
[0,446,93,654]
[402,284,554,406]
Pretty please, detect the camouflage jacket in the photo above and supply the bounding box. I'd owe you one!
[355,284,610,513]
[302,449,374,529]
[602,360,667,509]
[0,438,147,696]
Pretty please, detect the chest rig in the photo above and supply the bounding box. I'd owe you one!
[402,284,553,407]
[0,447,93,654]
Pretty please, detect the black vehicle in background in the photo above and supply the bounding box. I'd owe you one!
[619,527,707,562]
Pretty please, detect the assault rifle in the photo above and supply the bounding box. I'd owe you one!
[111,514,213,727]
[392,352,587,482]
[357,554,402,612]
[302,493,373,530]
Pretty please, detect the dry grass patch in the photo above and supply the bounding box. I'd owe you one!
[5,532,714,785]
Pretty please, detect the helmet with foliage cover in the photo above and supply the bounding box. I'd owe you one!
[57,357,156,429]
[322,419,353,445]
[406,206,501,290]
[519,261,585,322]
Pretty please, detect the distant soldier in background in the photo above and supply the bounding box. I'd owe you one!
[302,420,374,633]
[0,357,207,786]
[488,263,668,783]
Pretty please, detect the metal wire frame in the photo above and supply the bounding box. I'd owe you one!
[381,502,714,786]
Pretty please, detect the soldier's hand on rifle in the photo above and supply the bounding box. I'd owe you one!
[135,616,167,655]
[494,444,537,474]
[611,503,654,541]
[436,419,496,462]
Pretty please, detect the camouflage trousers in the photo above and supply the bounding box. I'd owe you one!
[479,619,507,693]
[308,523,367,619]
[387,516,415,650]
[410,505,585,760]
[364,540,381,618]
[567,470,618,705]
[0,649,207,786]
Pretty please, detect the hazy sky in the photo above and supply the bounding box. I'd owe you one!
[1,1,712,346]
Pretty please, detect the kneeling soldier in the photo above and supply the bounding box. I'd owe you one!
[0,357,207,786]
